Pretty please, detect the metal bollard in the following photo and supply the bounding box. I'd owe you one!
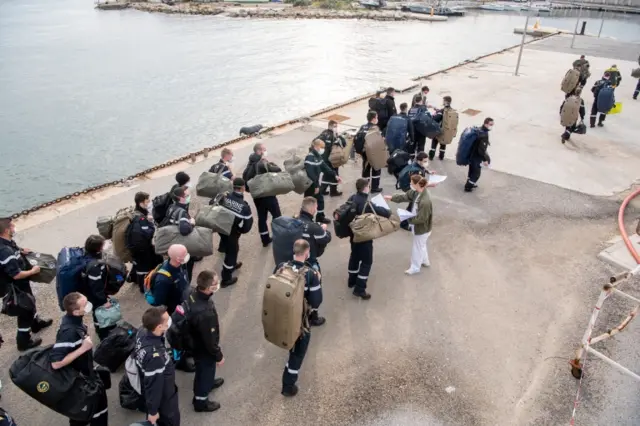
[580,21,586,35]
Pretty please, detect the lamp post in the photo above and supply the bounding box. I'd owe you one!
[514,2,532,76]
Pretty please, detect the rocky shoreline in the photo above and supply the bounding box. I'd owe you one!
[127,2,447,21]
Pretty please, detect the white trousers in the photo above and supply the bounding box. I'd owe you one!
[410,231,431,271]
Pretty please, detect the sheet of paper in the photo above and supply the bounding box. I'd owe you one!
[396,208,416,222]
[428,174,447,185]
[370,194,390,210]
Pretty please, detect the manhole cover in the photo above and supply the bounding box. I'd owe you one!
[325,114,350,122]
[462,108,481,116]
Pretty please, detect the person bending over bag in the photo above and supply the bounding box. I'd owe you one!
[50,292,109,426]
[385,175,434,275]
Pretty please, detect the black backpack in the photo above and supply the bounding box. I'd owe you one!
[354,128,367,155]
[332,200,358,239]
[166,300,194,352]
[152,193,172,224]
[371,98,389,123]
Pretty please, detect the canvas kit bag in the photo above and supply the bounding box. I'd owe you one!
[196,171,233,198]
[195,196,235,236]
[349,201,401,243]
[153,226,214,257]
[561,69,581,93]
[363,127,388,170]
[284,154,313,194]
[560,96,581,127]
[112,207,135,263]
[262,263,309,350]
[247,172,295,198]
[437,108,459,145]
[24,252,57,284]
[96,217,113,239]
[94,298,123,329]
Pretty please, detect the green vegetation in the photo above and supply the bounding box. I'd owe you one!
[285,0,353,9]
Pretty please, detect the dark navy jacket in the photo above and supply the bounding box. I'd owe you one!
[297,210,331,265]
[187,290,223,362]
[246,153,283,201]
[82,254,109,307]
[220,191,254,237]
[134,330,176,417]
[316,129,347,165]
[304,150,336,191]
[209,160,233,179]
[472,128,491,164]
[49,314,93,376]
[0,237,29,296]
[274,260,322,311]
[163,203,193,236]
[127,207,156,255]
[385,113,414,152]
[348,192,391,243]
[152,261,189,315]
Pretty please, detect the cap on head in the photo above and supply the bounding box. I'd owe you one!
[168,244,187,261]
[176,171,190,186]
[233,177,245,189]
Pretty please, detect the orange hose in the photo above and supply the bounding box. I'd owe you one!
[618,188,640,265]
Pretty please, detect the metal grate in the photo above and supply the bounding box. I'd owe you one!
[462,108,481,116]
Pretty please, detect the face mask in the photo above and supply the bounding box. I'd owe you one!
[318,149,325,155]
[486,125,493,131]
[181,253,191,265]
[185,195,191,204]
[227,158,234,164]
[331,127,338,133]
[262,151,268,157]
[166,317,172,331]
[84,301,93,315]
[212,284,220,294]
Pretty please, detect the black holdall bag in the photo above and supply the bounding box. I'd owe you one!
[10,345,105,422]
[24,252,57,284]
[94,321,138,372]
[1,285,36,318]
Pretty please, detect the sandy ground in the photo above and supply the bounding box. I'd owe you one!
[1,35,640,425]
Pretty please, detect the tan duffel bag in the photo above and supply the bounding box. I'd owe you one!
[364,127,388,170]
[196,171,233,198]
[329,146,346,168]
[350,207,401,243]
[248,172,295,199]
[195,204,235,236]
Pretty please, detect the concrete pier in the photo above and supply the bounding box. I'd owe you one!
[1,34,640,425]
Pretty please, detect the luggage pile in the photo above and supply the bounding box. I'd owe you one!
[94,321,138,372]
[283,154,313,194]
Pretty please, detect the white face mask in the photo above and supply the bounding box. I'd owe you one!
[262,151,268,157]
[227,158,234,164]
[181,253,190,265]
[318,149,325,155]
[185,182,192,188]
[166,317,172,331]
[84,301,93,315]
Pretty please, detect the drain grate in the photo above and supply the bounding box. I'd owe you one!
[462,108,481,116]
[325,114,350,122]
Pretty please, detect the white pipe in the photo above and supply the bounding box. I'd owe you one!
[585,347,640,381]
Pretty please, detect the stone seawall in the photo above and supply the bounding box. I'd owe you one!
[127,2,447,21]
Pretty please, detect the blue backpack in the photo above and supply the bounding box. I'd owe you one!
[596,86,615,113]
[384,115,408,152]
[55,247,92,311]
[271,216,305,265]
[396,163,424,191]
[455,127,481,166]
[409,106,441,138]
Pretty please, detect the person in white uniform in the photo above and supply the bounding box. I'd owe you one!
[385,175,434,275]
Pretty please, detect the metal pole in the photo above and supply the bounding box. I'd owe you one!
[571,4,584,48]
[585,347,640,381]
[514,4,531,76]
[598,11,605,38]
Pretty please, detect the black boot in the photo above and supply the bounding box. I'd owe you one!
[193,399,221,412]
[598,116,605,127]
[31,318,53,334]
[428,149,436,161]
[262,237,272,248]
[438,150,445,160]
[176,356,196,373]
[317,217,331,225]
[221,277,238,288]
[308,311,326,327]
[281,385,299,397]
[589,116,596,128]
[17,336,42,352]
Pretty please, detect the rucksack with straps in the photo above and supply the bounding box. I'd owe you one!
[560,96,581,127]
[332,200,358,239]
[166,299,195,352]
[112,207,135,263]
[596,86,615,113]
[561,68,581,93]
[55,247,92,311]
[261,263,310,350]
[209,162,226,174]
[143,264,172,306]
[455,127,481,166]
[354,128,367,155]
[396,163,424,191]
[124,338,154,396]
[438,108,459,145]
[152,193,172,225]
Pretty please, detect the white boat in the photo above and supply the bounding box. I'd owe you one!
[480,3,505,10]
[502,3,523,10]
[531,2,551,12]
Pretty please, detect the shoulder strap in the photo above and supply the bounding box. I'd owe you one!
[157,270,171,278]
